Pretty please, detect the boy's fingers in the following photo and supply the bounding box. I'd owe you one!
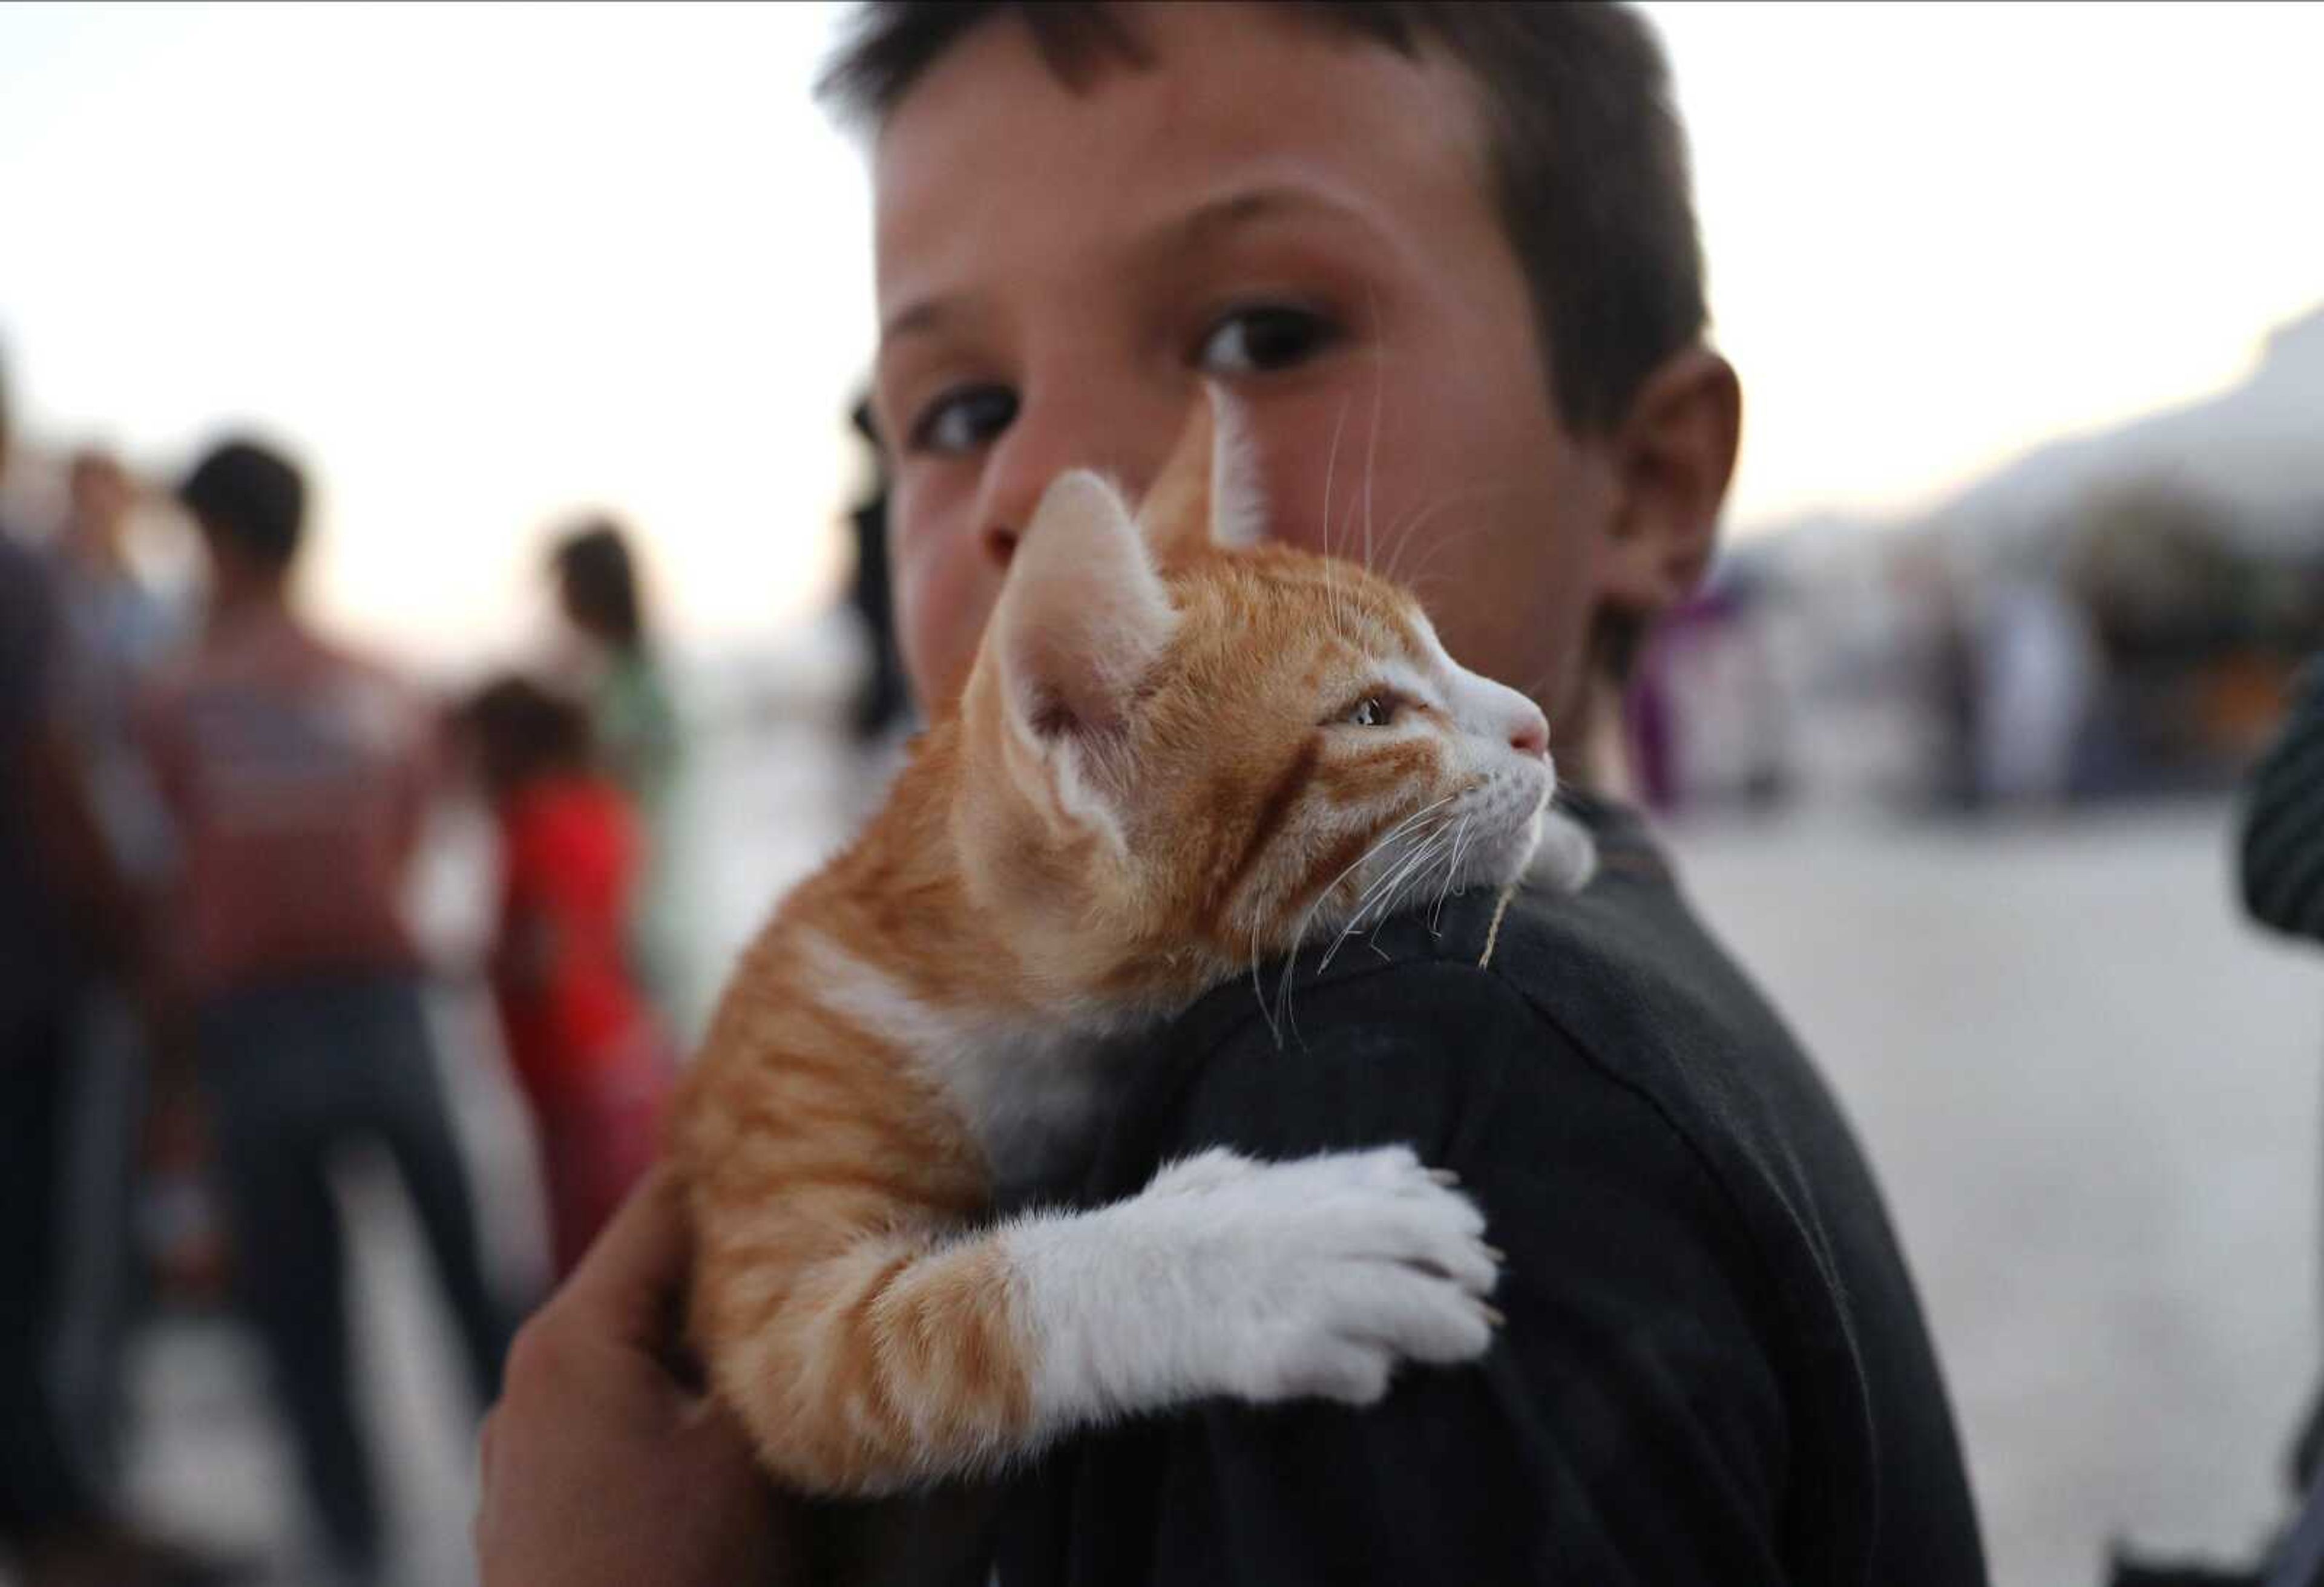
[556,1165,692,1341]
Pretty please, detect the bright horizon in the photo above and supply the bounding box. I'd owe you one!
[2,1,2317,666]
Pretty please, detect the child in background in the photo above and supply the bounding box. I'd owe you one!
[459,675,671,1280]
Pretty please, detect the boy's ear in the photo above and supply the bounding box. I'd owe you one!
[1598,347,1741,617]
[986,469,1177,834]
[1140,385,1265,568]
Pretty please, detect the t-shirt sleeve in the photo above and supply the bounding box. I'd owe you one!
[1105,964,1793,1586]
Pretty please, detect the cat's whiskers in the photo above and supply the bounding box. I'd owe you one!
[1359,317,1384,575]
[1394,574,1468,611]
[1375,485,1509,589]
[1316,393,1354,635]
[1369,821,1458,924]
[1284,792,1458,949]
[1337,823,1457,960]
[1430,815,1475,934]
[1352,819,1449,920]
[1371,823,1454,944]
[1267,807,1456,1033]
[1320,394,1348,562]
[1281,813,1451,1034]
[1316,813,1459,973]
[1375,500,1454,589]
[1265,793,1459,1038]
[1387,510,1514,596]
[1248,931,1283,1049]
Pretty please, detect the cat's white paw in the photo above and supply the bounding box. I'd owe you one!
[1010,1146,1502,1428]
[1192,1147,1501,1405]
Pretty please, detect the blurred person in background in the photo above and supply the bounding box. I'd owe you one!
[548,518,692,1032]
[0,369,243,1587]
[41,445,188,1489]
[1973,572,2097,812]
[141,437,512,1587]
[51,448,183,862]
[458,673,672,1283]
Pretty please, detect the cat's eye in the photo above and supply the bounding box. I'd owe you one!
[1342,693,1396,728]
[1196,304,1339,377]
[907,384,1018,457]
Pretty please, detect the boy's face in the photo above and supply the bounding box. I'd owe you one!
[873,5,1651,741]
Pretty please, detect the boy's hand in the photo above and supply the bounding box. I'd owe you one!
[477,1167,804,1587]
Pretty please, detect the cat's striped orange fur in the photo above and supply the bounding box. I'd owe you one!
[674,397,1577,1494]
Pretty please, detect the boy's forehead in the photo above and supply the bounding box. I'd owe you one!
[872,4,1493,314]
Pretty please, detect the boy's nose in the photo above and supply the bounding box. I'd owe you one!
[977,387,1187,572]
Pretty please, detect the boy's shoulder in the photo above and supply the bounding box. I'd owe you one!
[1134,821,1899,1350]
[1123,809,1809,1186]
[1025,813,1984,1585]
[1054,809,1823,1271]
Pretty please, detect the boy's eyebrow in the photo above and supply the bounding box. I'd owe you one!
[881,296,958,346]
[878,185,1371,348]
[1163,185,1358,253]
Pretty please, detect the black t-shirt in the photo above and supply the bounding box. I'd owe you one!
[992,800,1986,1586]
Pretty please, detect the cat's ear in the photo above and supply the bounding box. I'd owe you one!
[986,469,1176,828]
[1141,385,1265,567]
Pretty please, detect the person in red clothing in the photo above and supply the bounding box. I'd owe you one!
[459,675,672,1280]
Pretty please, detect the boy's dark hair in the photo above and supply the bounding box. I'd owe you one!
[459,673,596,790]
[179,438,308,572]
[552,518,649,652]
[820,1,1705,438]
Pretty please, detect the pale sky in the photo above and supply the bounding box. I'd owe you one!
[2,1,2317,665]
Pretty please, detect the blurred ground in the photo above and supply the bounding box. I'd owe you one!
[94,715,2324,1586]
[1679,802,2320,1586]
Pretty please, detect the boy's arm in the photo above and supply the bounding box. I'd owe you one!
[477,1169,807,1587]
[1014,970,1794,1586]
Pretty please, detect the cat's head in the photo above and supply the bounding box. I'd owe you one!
[953,395,1557,1005]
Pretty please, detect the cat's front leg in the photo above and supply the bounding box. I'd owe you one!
[1003,1145,1501,1428]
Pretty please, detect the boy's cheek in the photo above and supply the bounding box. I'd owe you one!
[895,531,1005,713]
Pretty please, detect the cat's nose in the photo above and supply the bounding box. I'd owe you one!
[1507,705,1549,759]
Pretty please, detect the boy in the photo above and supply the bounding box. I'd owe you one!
[479,7,1987,1583]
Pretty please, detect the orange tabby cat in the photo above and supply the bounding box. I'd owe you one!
[673,397,1594,1495]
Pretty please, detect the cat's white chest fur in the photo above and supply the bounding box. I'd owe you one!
[796,931,1117,1186]
[800,810,1594,1190]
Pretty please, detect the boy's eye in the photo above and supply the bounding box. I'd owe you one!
[1339,693,1397,728]
[1196,305,1338,376]
[907,384,1018,456]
